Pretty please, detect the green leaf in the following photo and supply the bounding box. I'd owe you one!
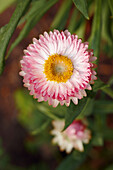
[57,144,92,170]
[92,133,104,146]
[31,120,50,135]
[64,97,88,130]
[108,75,113,85]
[89,0,102,64]
[68,9,79,33]
[37,102,66,119]
[93,78,109,92]
[51,0,72,30]
[103,129,113,141]
[74,21,86,39]
[6,0,58,58]
[108,0,113,16]
[77,98,94,119]
[68,8,85,39]
[92,113,106,146]
[102,1,113,46]
[94,100,113,114]
[0,0,32,75]
[15,89,65,123]
[0,0,16,14]
[102,87,113,99]
[105,164,113,170]
[15,89,50,133]
[35,102,64,120]
[92,78,113,99]
[18,0,46,25]
[72,0,89,20]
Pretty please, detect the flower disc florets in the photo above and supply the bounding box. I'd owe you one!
[51,119,91,153]
[20,29,97,107]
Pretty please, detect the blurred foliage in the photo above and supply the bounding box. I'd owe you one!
[0,0,113,169]
[0,0,16,14]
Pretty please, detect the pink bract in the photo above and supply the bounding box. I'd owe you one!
[20,30,97,107]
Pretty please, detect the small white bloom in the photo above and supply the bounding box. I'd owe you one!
[51,119,91,153]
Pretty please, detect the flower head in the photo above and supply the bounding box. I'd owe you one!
[51,119,91,153]
[20,30,97,107]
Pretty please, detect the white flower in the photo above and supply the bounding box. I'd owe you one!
[51,119,91,153]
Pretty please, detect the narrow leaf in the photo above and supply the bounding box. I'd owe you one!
[51,0,72,30]
[0,0,32,74]
[89,0,102,64]
[68,9,78,33]
[64,97,88,130]
[72,0,89,19]
[77,98,94,119]
[102,1,113,45]
[108,0,113,16]
[18,0,46,25]
[6,0,58,58]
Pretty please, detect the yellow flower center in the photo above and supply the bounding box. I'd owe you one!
[43,54,74,83]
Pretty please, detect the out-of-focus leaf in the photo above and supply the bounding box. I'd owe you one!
[0,0,31,75]
[92,114,105,146]
[94,100,113,114]
[19,0,46,25]
[57,144,92,170]
[102,0,113,46]
[0,0,16,14]
[108,75,113,85]
[103,129,113,141]
[108,0,113,16]
[68,8,85,39]
[102,87,113,99]
[92,133,104,146]
[0,139,10,169]
[64,97,88,130]
[31,120,50,135]
[93,78,109,92]
[15,89,50,132]
[74,21,86,40]
[68,9,79,33]
[15,89,64,124]
[14,89,34,114]
[89,0,102,64]
[51,0,72,30]
[6,0,58,58]
[93,78,113,99]
[105,164,113,170]
[68,1,92,38]
[37,102,66,119]
[35,103,61,120]
[72,0,89,20]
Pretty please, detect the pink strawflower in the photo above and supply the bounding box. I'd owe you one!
[20,30,97,107]
[51,119,91,153]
